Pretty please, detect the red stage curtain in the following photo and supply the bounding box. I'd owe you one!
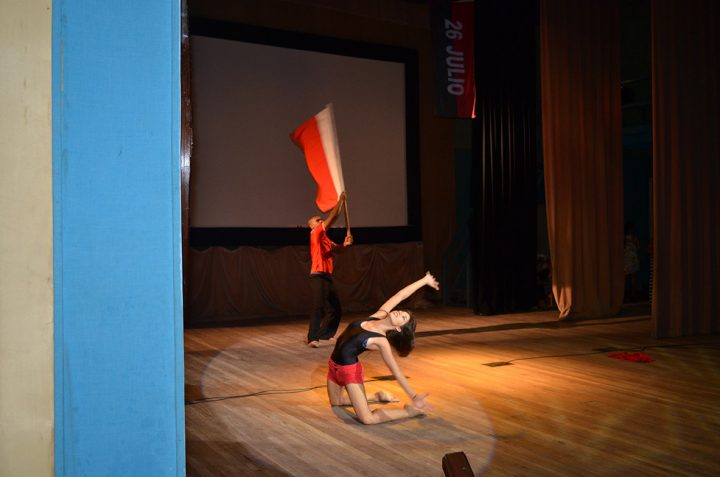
[539,0,624,319]
[651,0,720,337]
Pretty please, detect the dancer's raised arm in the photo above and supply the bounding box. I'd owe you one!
[370,272,439,318]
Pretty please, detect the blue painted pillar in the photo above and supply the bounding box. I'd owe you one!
[53,1,184,475]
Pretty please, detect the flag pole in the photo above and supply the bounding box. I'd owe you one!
[343,197,351,237]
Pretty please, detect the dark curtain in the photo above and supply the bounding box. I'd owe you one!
[470,0,539,315]
[539,0,624,319]
[651,0,720,337]
[185,243,427,325]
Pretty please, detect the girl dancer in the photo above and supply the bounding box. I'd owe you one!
[326,272,439,424]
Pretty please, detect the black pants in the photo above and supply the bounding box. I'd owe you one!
[308,274,342,342]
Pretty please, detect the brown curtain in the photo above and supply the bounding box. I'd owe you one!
[186,243,427,325]
[651,0,720,337]
[539,0,624,319]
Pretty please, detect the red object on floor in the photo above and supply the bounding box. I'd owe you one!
[608,352,655,363]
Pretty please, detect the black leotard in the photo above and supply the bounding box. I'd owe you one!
[330,318,385,365]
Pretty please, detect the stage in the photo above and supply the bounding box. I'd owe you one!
[184,304,720,476]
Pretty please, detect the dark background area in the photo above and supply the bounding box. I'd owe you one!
[186,0,652,308]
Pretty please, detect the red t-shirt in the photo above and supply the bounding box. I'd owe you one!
[310,223,335,274]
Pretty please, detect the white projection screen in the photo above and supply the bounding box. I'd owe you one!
[189,21,419,246]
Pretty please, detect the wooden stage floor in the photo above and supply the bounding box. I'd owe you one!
[184,304,720,476]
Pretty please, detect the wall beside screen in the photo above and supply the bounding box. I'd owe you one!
[189,19,420,246]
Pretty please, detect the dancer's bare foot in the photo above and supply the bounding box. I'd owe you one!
[373,390,399,403]
[306,340,320,348]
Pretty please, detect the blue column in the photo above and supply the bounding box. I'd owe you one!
[53,1,184,475]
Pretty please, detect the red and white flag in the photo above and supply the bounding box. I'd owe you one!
[290,104,346,212]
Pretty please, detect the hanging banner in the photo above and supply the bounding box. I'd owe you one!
[431,0,476,119]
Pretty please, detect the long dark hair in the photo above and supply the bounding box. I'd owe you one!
[386,311,416,357]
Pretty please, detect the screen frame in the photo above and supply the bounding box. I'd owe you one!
[188,18,421,247]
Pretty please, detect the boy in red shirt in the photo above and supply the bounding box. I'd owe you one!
[307,192,352,347]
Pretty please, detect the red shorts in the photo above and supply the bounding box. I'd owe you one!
[327,358,364,386]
